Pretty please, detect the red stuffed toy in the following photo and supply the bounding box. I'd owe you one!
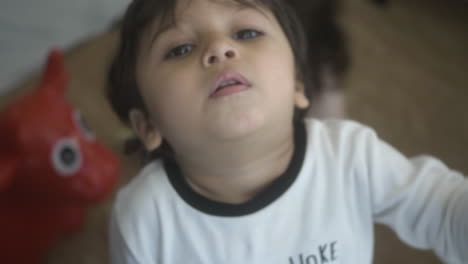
[0,49,120,264]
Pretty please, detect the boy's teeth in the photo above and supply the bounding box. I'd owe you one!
[219,80,239,88]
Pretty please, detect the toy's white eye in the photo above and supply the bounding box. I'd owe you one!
[51,138,82,177]
[73,110,95,140]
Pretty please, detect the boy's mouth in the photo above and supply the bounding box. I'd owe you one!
[209,71,251,98]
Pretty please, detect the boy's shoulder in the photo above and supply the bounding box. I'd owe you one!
[305,117,363,128]
[303,118,381,159]
[113,160,169,217]
[304,118,377,141]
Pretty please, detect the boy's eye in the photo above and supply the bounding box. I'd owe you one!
[233,29,263,40]
[165,44,195,59]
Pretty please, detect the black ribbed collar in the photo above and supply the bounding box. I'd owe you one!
[164,121,306,217]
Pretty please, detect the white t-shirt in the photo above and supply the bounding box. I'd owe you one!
[109,119,468,264]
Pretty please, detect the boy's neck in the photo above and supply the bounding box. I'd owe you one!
[173,125,296,204]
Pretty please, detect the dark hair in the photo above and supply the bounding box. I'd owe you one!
[301,0,349,88]
[107,0,323,160]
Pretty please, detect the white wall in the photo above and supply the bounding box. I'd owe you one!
[0,0,130,94]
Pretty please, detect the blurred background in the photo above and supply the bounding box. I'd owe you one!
[1,0,467,263]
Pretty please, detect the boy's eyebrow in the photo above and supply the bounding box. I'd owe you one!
[150,23,176,47]
[148,3,270,48]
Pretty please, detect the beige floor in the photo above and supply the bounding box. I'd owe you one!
[342,0,468,263]
[1,0,467,263]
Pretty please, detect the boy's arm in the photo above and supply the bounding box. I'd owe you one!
[109,210,142,264]
[359,127,468,262]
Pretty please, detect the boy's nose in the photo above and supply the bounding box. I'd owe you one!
[202,37,238,67]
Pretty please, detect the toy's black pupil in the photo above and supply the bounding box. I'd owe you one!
[60,146,76,166]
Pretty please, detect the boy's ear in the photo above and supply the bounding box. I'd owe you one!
[129,109,162,152]
[294,80,310,110]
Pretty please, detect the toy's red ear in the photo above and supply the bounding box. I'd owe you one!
[39,48,69,97]
[0,155,19,192]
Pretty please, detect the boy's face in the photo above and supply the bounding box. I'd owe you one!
[132,0,309,152]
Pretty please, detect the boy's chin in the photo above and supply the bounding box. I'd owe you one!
[202,101,294,141]
[205,111,267,141]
